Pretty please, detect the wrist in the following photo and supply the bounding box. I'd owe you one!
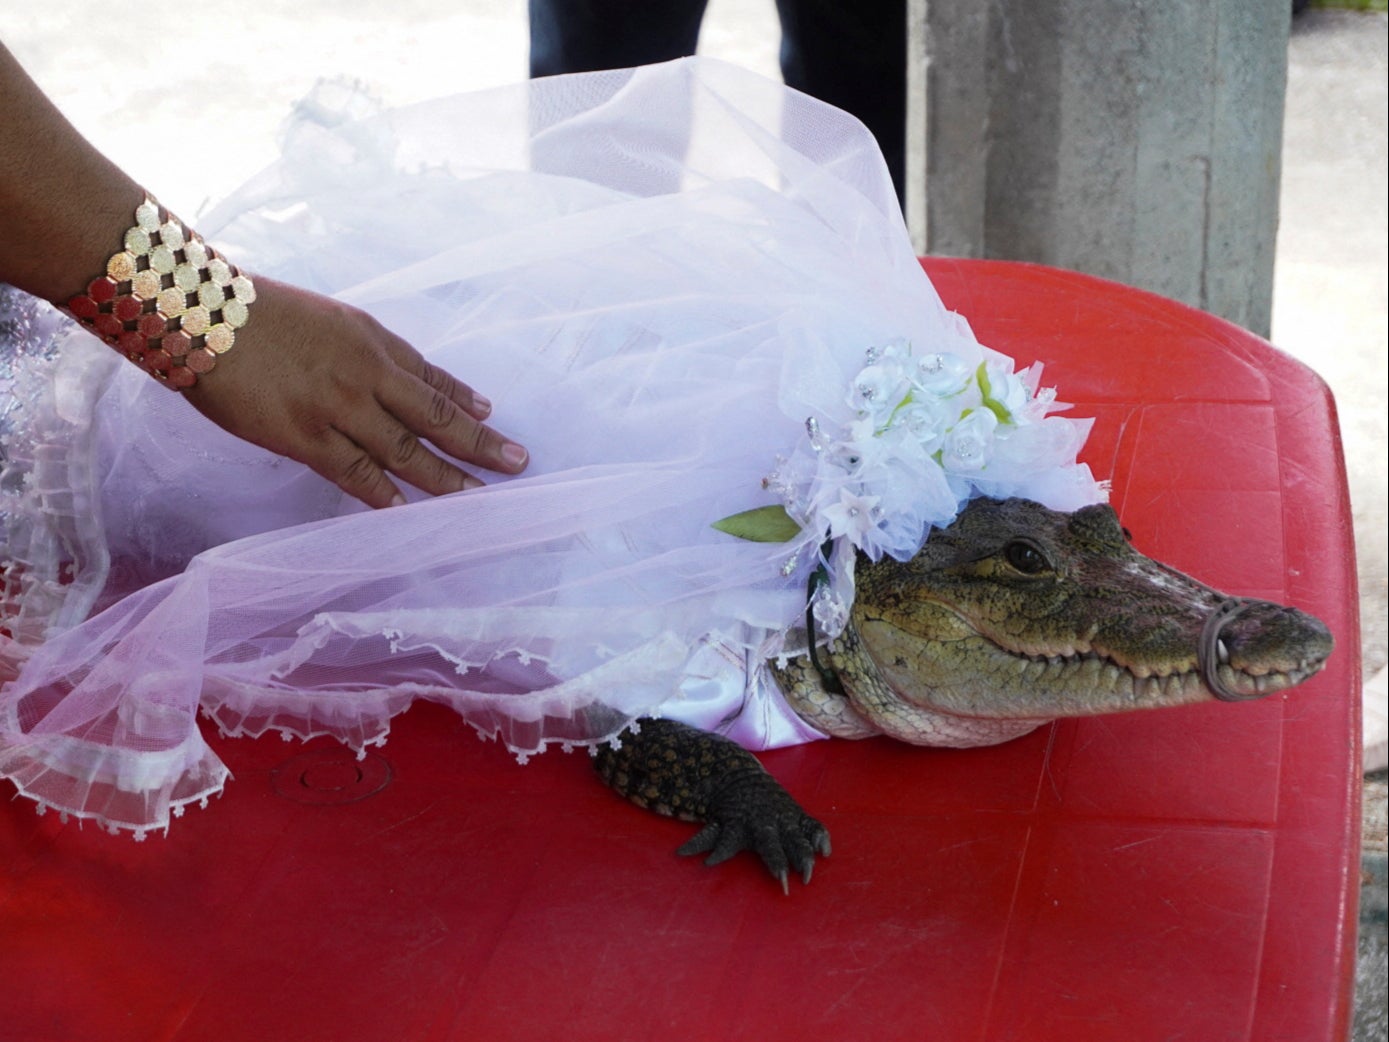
[59,193,256,390]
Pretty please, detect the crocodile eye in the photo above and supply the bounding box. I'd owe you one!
[1004,540,1050,575]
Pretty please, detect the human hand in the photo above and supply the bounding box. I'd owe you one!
[182,276,528,508]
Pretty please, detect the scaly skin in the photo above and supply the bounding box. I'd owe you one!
[596,497,1335,888]
[834,498,1332,734]
[592,719,831,894]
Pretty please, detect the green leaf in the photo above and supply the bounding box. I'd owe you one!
[975,361,1013,424]
[711,505,803,543]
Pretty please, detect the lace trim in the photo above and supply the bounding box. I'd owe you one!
[0,725,231,839]
[29,786,225,842]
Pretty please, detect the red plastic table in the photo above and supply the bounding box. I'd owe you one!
[1,260,1362,1042]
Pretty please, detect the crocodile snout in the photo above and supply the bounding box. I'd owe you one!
[1201,599,1335,702]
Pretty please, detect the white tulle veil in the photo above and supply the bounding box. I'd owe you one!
[0,59,1102,836]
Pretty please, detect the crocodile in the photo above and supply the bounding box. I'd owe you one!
[592,496,1334,891]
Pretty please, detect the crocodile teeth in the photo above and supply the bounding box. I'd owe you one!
[1217,639,1230,665]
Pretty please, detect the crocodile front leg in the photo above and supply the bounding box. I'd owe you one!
[593,718,831,892]
[768,654,880,739]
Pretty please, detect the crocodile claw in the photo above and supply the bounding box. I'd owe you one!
[592,717,830,890]
[677,786,831,892]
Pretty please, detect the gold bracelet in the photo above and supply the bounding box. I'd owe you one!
[62,194,255,389]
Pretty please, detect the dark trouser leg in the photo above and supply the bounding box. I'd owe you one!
[775,0,907,206]
[529,0,712,77]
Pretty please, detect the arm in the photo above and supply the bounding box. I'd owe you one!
[593,718,831,892]
[0,42,528,508]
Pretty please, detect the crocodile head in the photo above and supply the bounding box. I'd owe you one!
[776,497,1335,746]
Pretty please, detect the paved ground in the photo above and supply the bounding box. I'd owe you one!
[1275,14,1388,1039]
[1278,8,1388,714]
[6,3,1386,1036]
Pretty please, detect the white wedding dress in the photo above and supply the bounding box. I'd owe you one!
[0,59,1101,837]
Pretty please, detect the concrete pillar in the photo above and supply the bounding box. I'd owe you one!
[906,0,1289,336]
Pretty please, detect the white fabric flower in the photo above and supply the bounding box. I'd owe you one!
[912,352,972,396]
[822,488,881,541]
[848,364,906,419]
[942,408,999,473]
[979,359,1030,420]
[744,343,1102,569]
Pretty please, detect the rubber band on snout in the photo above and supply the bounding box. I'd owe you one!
[1199,598,1256,702]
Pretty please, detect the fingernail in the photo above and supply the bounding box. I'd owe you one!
[389,493,407,508]
[501,443,528,470]
[472,393,492,416]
